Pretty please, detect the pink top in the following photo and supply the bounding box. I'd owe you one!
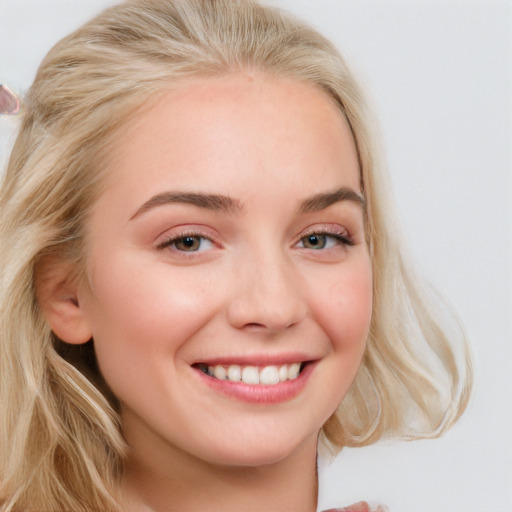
[323,501,387,512]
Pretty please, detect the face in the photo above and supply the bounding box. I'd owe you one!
[76,73,372,468]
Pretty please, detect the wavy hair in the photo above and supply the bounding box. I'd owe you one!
[0,0,472,510]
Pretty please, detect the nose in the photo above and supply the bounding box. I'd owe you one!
[226,251,307,333]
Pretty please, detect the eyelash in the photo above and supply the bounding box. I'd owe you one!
[156,230,216,253]
[296,229,354,250]
[156,227,354,255]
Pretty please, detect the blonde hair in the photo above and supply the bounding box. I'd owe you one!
[0,0,472,510]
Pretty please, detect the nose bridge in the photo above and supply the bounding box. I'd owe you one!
[227,243,306,332]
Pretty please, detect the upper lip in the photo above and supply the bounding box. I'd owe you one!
[191,353,319,367]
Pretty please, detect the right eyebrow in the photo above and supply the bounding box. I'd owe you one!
[130,191,243,220]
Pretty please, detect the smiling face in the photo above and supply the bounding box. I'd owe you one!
[73,72,372,469]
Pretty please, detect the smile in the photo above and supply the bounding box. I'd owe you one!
[197,363,304,385]
[193,359,315,404]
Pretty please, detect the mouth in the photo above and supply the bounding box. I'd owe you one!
[192,358,317,404]
[194,362,307,386]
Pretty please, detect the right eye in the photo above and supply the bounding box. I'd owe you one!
[157,234,215,253]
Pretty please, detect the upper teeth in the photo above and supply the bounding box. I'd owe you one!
[204,363,302,385]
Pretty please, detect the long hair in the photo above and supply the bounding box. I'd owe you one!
[0,1,472,510]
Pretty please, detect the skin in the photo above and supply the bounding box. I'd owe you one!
[50,72,373,511]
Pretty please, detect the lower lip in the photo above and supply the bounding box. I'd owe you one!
[194,362,316,404]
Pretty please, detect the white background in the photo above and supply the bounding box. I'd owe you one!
[1,1,510,511]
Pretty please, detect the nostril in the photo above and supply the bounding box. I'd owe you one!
[244,322,266,329]
[226,268,306,332]
[242,320,299,333]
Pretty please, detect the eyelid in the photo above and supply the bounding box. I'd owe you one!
[295,224,354,246]
[155,225,220,251]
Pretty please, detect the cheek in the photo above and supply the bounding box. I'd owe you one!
[81,260,219,378]
[311,256,372,354]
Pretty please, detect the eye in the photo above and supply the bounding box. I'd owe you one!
[158,234,215,253]
[301,233,330,250]
[297,231,353,250]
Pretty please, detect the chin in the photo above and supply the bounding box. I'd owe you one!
[200,429,318,469]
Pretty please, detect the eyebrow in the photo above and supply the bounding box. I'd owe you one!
[131,186,365,220]
[298,187,366,213]
[131,192,243,219]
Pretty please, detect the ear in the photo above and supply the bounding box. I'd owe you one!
[36,257,93,345]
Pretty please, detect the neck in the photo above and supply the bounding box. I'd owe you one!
[121,435,319,512]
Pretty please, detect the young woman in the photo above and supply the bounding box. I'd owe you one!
[0,1,472,511]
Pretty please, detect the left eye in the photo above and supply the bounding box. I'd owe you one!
[297,233,350,250]
[160,235,214,252]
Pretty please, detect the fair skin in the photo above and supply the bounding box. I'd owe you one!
[46,72,372,511]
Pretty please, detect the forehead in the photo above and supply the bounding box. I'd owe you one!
[101,72,361,207]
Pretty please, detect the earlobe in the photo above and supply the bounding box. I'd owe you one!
[36,259,93,345]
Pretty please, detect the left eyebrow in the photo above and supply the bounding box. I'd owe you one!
[299,187,366,213]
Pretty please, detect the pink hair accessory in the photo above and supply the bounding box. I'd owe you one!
[0,84,21,115]
[324,501,389,512]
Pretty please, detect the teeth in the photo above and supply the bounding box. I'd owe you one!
[288,363,301,380]
[213,366,227,381]
[260,366,280,385]
[203,363,304,385]
[242,366,259,384]
[227,364,241,382]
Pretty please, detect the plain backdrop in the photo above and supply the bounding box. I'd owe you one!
[1,1,510,511]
